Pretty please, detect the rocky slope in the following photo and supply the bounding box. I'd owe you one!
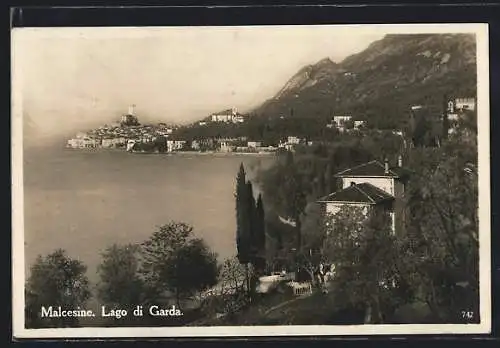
[254,33,477,129]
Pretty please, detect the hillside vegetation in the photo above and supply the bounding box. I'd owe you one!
[253,33,476,129]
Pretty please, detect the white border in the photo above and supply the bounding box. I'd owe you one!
[11,23,491,338]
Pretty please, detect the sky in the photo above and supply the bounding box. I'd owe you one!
[12,24,483,145]
[12,25,389,145]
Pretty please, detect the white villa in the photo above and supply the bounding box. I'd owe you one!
[210,107,245,123]
[333,115,352,124]
[318,157,410,235]
[454,97,476,111]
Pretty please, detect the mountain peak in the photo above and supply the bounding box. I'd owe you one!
[273,57,340,100]
[314,57,336,67]
[257,33,477,127]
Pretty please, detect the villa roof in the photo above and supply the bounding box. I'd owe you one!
[334,160,409,178]
[317,183,394,205]
[212,109,245,116]
[212,109,235,115]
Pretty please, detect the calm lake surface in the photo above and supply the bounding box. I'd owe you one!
[23,147,274,283]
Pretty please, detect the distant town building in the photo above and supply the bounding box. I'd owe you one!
[210,107,246,123]
[354,120,366,129]
[333,115,352,124]
[444,97,476,135]
[191,140,200,150]
[166,140,187,152]
[454,97,476,111]
[328,115,354,132]
[101,137,126,148]
[126,140,136,152]
[67,137,99,149]
[247,141,262,148]
[121,105,140,126]
[219,141,234,153]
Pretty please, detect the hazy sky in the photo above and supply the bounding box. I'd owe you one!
[12,25,389,144]
[12,24,482,144]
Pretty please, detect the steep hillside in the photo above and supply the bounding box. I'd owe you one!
[254,33,477,129]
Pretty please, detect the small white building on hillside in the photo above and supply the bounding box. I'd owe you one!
[210,107,246,123]
[454,97,476,111]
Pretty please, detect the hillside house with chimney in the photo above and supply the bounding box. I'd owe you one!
[317,157,410,236]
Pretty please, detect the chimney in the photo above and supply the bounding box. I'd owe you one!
[398,155,403,167]
[128,104,135,116]
[384,158,389,174]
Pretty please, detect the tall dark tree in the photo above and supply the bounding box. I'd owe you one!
[235,163,250,265]
[254,194,266,272]
[246,180,257,256]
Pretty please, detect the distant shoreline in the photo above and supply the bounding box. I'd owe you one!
[133,150,276,157]
[63,147,276,157]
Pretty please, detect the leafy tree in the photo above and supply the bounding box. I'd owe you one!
[344,119,355,130]
[96,244,145,309]
[300,201,325,253]
[399,140,479,323]
[280,151,307,250]
[323,206,399,323]
[163,238,219,306]
[140,222,219,307]
[154,136,168,153]
[218,257,247,295]
[203,257,248,315]
[25,249,91,328]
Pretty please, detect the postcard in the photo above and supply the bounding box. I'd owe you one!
[11,22,491,338]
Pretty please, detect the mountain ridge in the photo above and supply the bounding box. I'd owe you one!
[253,33,476,128]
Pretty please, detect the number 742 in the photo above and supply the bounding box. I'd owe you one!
[461,311,474,320]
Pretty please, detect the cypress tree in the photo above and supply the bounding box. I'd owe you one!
[255,194,266,271]
[246,180,257,259]
[246,180,257,296]
[236,163,250,264]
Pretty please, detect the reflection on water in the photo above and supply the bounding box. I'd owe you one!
[22,147,274,282]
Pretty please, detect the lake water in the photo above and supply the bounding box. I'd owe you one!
[23,147,274,283]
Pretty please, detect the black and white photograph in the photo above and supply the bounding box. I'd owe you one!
[11,23,491,338]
